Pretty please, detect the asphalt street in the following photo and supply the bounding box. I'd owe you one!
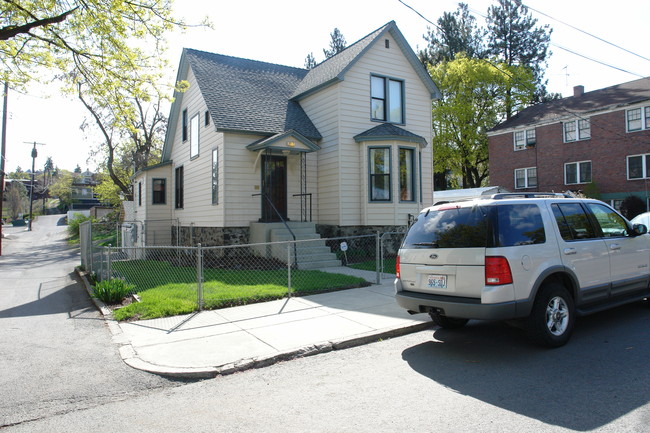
[0,215,181,428]
[0,215,649,432]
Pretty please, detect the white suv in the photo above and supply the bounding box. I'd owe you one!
[395,193,650,347]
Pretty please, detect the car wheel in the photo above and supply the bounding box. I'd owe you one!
[526,282,575,348]
[429,312,469,329]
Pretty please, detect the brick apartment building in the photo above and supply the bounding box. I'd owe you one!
[487,77,650,210]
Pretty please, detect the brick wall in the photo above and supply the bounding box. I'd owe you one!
[488,109,650,198]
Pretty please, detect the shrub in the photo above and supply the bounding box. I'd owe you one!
[67,214,96,239]
[92,279,134,304]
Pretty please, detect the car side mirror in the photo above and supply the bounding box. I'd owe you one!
[632,223,648,236]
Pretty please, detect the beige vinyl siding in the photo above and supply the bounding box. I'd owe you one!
[169,68,226,227]
[300,32,433,226]
[300,85,340,225]
[223,133,320,226]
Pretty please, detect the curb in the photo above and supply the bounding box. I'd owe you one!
[76,269,433,379]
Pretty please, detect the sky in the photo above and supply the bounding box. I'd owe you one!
[2,0,649,173]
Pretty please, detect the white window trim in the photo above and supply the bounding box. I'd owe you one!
[626,106,650,132]
[564,160,592,185]
[514,167,537,189]
[190,113,200,159]
[563,118,590,143]
[627,153,650,180]
[513,128,536,151]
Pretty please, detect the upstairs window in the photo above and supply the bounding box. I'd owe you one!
[626,106,650,132]
[182,109,188,142]
[514,128,536,150]
[563,118,590,142]
[211,149,219,205]
[190,113,200,158]
[371,75,404,124]
[514,167,537,189]
[565,161,592,185]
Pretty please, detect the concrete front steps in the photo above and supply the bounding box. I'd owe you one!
[249,222,341,270]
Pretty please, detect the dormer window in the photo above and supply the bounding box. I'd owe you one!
[514,128,536,150]
[371,75,404,124]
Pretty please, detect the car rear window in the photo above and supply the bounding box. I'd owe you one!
[402,205,490,248]
[402,203,545,249]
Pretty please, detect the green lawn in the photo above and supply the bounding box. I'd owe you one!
[348,258,396,274]
[110,260,368,321]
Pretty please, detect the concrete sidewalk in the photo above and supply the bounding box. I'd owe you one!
[89,268,432,379]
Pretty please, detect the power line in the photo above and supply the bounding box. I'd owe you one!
[552,44,645,78]
[522,3,650,64]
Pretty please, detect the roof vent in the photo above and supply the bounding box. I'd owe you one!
[573,85,584,97]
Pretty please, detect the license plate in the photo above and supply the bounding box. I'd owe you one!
[428,274,447,289]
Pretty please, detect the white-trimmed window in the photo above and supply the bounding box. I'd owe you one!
[626,106,650,132]
[211,148,218,205]
[565,161,592,185]
[627,153,650,179]
[563,118,590,142]
[514,167,537,189]
[190,113,199,158]
[399,147,415,201]
[513,128,536,150]
[371,75,404,124]
[369,147,391,201]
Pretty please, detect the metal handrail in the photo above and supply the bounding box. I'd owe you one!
[252,192,298,267]
[292,192,312,222]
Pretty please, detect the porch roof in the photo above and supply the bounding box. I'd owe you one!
[246,130,320,154]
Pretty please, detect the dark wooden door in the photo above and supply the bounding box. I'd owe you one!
[261,155,287,222]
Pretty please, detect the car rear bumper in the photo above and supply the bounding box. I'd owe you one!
[395,289,518,320]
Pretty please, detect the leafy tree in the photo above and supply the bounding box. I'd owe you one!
[0,0,192,88]
[80,89,167,199]
[419,3,486,68]
[49,170,74,209]
[486,0,552,114]
[323,28,347,59]
[304,52,317,69]
[7,180,28,220]
[429,54,535,188]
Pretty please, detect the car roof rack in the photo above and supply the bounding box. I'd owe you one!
[490,192,572,200]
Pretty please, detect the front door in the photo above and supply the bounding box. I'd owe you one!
[261,155,287,222]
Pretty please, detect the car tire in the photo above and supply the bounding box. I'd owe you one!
[525,282,575,348]
[429,312,469,329]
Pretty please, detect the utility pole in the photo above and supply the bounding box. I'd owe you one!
[0,82,7,255]
[24,141,46,232]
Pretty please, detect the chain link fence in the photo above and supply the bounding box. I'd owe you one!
[80,223,405,317]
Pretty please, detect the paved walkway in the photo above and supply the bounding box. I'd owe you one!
[83,268,432,378]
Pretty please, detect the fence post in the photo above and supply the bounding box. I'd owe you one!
[106,244,113,281]
[375,232,380,284]
[196,243,204,311]
[287,242,292,297]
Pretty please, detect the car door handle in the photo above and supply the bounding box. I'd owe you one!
[563,248,577,255]
[609,243,621,251]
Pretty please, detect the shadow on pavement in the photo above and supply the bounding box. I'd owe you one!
[402,303,650,431]
[0,272,99,320]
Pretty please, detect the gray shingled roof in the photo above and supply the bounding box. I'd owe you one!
[353,124,427,146]
[490,76,650,133]
[185,49,322,140]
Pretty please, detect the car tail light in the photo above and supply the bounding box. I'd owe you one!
[485,256,512,285]
[396,255,401,279]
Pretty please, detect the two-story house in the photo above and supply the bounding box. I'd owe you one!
[488,77,650,210]
[132,21,440,248]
